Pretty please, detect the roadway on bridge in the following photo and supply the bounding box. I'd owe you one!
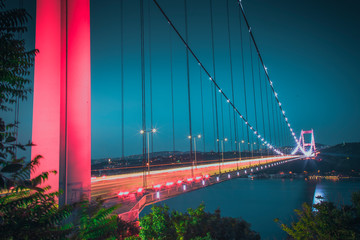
[91,155,299,199]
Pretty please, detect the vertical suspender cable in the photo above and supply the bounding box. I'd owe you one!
[258,58,266,155]
[270,91,279,149]
[120,0,125,161]
[270,78,277,150]
[275,97,282,148]
[140,0,147,187]
[249,35,259,151]
[14,0,23,157]
[238,6,250,151]
[226,0,236,152]
[169,24,176,155]
[264,68,272,155]
[209,0,221,173]
[184,0,193,174]
[148,1,154,157]
[199,67,206,153]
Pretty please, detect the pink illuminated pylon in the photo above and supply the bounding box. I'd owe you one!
[31,0,91,205]
[292,129,316,156]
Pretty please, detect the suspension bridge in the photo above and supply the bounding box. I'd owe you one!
[30,0,317,213]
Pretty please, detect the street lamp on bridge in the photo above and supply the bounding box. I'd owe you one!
[217,138,228,164]
[251,142,256,158]
[140,128,157,173]
[238,140,245,168]
[188,134,202,168]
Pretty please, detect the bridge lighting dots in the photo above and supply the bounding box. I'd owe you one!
[254,131,257,134]
[209,77,212,81]
[282,110,285,114]
[218,89,222,93]
[154,184,162,189]
[224,138,228,142]
[166,182,174,186]
[279,102,282,106]
[241,140,245,143]
[250,126,253,130]
[288,123,291,127]
[197,134,201,138]
[227,99,230,103]
[245,122,248,125]
[152,128,157,133]
[140,130,144,134]
[285,118,288,121]
[275,92,278,97]
[188,135,191,139]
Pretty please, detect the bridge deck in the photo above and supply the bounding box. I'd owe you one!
[102,156,301,221]
[93,155,300,219]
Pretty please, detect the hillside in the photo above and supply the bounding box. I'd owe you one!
[262,142,360,175]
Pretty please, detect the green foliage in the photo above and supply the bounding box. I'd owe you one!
[69,197,121,240]
[276,191,360,240]
[0,0,38,191]
[139,203,260,240]
[0,0,38,112]
[0,187,73,239]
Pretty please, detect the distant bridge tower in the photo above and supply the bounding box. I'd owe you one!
[31,0,91,205]
[292,129,316,156]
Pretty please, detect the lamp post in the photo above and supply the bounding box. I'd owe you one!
[217,138,228,164]
[251,142,256,158]
[140,128,157,173]
[238,140,244,170]
[189,134,201,168]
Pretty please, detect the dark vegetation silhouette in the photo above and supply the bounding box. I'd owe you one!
[276,191,360,240]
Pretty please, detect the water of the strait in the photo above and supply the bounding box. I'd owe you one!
[141,178,360,239]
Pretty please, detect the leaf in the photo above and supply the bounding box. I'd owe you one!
[1,163,23,173]
[5,136,16,143]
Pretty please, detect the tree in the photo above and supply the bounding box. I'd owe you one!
[0,0,38,190]
[275,191,360,240]
[138,204,260,240]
